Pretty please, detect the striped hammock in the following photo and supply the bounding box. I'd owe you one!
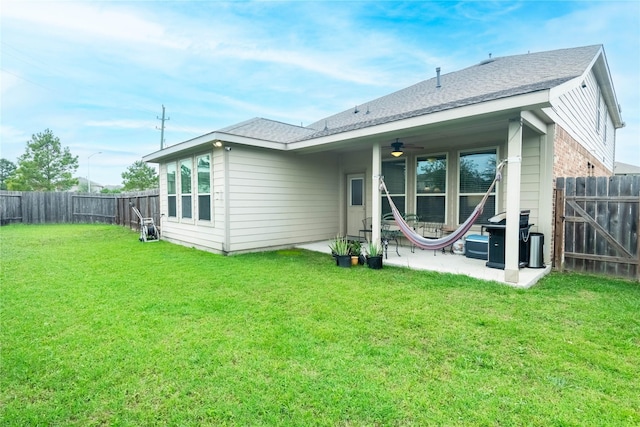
[379,160,505,251]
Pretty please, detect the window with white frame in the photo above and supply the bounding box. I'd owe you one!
[416,154,446,222]
[167,162,177,218]
[197,154,211,221]
[382,159,406,216]
[180,158,192,219]
[459,149,497,224]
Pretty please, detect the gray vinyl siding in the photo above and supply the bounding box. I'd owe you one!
[227,147,339,252]
[520,133,541,229]
[497,128,542,230]
[551,70,615,170]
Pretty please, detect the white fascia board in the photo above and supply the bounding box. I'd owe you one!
[548,76,584,101]
[215,132,287,150]
[287,91,551,151]
[143,131,217,162]
[143,131,286,163]
[541,106,560,124]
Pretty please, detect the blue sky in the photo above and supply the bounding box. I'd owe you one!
[1,1,639,186]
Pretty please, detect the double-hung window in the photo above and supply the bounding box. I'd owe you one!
[416,154,446,222]
[180,159,192,219]
[167,162,177,218]
[459,149,497,224]
[382,159,406,216]
[197,154,211,221]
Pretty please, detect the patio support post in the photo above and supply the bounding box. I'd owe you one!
[223,143,231,254]
[372,142,382,244]
[505,116,523,283]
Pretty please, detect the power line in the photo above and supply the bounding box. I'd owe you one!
[0,67,54,92]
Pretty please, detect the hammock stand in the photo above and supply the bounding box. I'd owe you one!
[379,160,506,253]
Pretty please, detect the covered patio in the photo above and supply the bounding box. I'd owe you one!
[297,240,552,289]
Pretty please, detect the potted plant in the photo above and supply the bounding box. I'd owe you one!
[365,240,383,269]
[349,240,363,266]
[329,235,351,268]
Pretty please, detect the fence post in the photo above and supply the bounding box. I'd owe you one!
[553,188,565,271]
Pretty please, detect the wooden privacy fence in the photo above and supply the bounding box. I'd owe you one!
[555,176,639,280]
[0,190,160,232]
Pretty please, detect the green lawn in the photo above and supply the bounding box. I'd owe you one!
[1,224,639,426]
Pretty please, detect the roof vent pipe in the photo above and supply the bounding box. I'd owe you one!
[436,67,441,88]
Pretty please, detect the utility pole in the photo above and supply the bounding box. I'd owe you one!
[157,105,170,149]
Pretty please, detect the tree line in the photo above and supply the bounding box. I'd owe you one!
[0,129,158,192]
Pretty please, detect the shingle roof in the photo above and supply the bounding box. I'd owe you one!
[614,162,640,175]
[220,45,602,144]
[217,117,316,143]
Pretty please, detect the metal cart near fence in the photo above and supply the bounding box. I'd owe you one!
[130,205,160,242]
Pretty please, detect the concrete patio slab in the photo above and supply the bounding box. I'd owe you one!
[297,240,551,289]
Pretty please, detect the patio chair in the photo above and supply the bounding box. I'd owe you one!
[359,217,372,242]
[381,213,401,259]
[421,222,444,255]
[404,214,421,253]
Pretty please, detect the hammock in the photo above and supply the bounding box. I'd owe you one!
[380,160,506,251]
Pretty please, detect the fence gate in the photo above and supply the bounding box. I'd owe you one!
[555,176,639,280]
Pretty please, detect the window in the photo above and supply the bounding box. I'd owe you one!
[180,159,192,219]
[416,154,446,222]
[167,162,177,217]
[459,150,496,224]
[350,177,363,206]
[382,159,406,216]
[197,154,211,221]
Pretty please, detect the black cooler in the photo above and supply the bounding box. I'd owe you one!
[483,210,531,270]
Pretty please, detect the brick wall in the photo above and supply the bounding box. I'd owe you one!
[553,126,612,178]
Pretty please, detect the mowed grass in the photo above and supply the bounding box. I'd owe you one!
[1,224,639,426]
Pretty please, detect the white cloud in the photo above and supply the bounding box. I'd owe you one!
[2,1,188,50]
[0,125,30,161]
[85,119,156,130]
[0,70,22,95]
[2,0,638,184]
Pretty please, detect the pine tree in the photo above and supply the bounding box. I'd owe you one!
[8,129,78,191]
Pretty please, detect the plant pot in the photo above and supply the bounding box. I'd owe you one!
[336,255,352,268]
[351,256,359,266]
[367,255,383,269]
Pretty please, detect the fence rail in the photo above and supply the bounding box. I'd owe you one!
[555,176,639,280]
[0,190,160,231]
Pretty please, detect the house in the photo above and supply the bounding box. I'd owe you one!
[143,45,623,284]
[71,177,104,193]
[614,162,640,176]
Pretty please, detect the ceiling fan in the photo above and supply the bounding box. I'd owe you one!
[386,138,424,157]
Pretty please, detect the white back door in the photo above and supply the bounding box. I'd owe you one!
[346,173,366,238]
